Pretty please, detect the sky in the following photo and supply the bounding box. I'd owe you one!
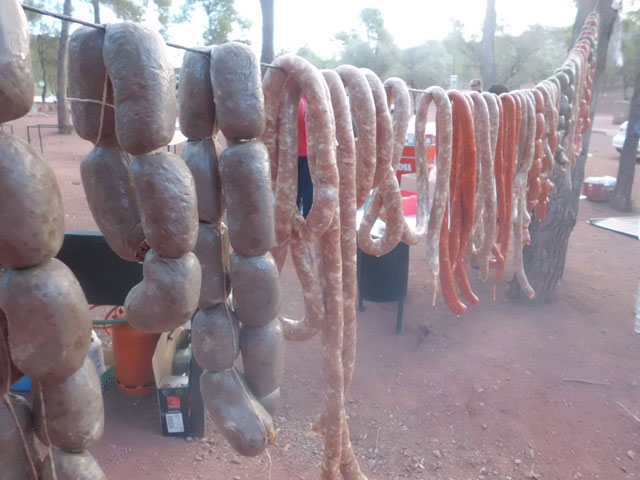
[232,0,579,57]
[63,0,585,66]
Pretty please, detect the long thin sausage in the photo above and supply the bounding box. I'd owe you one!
[318,214,344,480]
[495,93,517,284]
[449,91,477,305]
[357,175,404,257]
[490,94,506,283]
[362,69,394,189]
[261,67,288,188]
[477,92,499,281]
[439,203,467,316]
[279,233,325,341]
[357,70,405,256]
[447,97,463,267]
[423,87,453,278]
[401,89,431,246]
[321,69,358,394]
[273,78,300,245]
[322,68,365,480]
[512,91,535,298]
[271,55,340,243]
[383,77,412,173]
[335,65,377,208]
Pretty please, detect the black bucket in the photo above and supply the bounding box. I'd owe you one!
[357,241,409,333]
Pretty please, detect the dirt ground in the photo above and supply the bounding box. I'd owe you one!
[5,104,640,480]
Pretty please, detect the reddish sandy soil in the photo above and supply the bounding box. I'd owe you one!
[5,107,640,480]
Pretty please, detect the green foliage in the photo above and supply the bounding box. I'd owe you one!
[99,0,146,21]
[334,8,400,79]
[296,45,338,70]
[359,8,391,45]
[177,0,250,45]
[494,25,571,88]
[441,19,479,84]
[620,9,640,96]
[24,0,173,102]
[30,31,60,100]
[396,41,452,89]
[299,8,574,91]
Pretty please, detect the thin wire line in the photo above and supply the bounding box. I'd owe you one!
[20,3,285,71]
[22,3,101,29]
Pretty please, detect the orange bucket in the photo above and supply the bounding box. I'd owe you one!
[112,322,160,396]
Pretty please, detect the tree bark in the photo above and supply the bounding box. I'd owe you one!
[510,0,619,304]
[37,34,47,103]
[480,0,497,89]
[260,0,274,64]
[611,61,640,212]
[93,0,100,24]
[56,0,73,134]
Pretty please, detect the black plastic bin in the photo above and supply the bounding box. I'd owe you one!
[357,241,409,333]
[56,231,142,305]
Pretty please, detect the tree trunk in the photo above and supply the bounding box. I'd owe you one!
[93,0,100,24]
[510,0,619,304]
[611,61,640,212]
[56,0,72,134]
[37,34,47,103]
[260,0,275,65]
[480,0,497,89]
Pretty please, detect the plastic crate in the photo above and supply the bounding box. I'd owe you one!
[11,375,31,392]
[583,180,614,201]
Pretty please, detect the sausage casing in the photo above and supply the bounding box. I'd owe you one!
[200,368,275,457]
[240,318,284,398]
[192,304,239,372]
[125,250,201,333]
[80,142,147,262]
[178,47,216,140]
[40,449,106,480]
[0,0,34,123]
[0,133,64,269]
[219,141,276,257]
[209,42,265,141]
[230,252,280,328]
[192,222,228,309]
[68,27,116,143]
[182,138,224,224]
[103,22,176,154]
[33,357,104,452]
[0,259,91,385]
[131,152,198,259]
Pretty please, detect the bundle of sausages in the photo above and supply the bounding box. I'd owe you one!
[0,1,105,479]
[71,18,281,464]
[256,13,599,479]
[72,19,280,462]
[180,42,281,457]
[263,56,365,478]
[76,22,202,336]
[345,14,599,316]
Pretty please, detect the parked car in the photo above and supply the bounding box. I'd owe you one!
[612,121,640,156]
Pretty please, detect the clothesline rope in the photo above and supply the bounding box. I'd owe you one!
[20,3,285,71]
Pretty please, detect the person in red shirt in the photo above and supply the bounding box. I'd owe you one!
[297,95,313,218]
